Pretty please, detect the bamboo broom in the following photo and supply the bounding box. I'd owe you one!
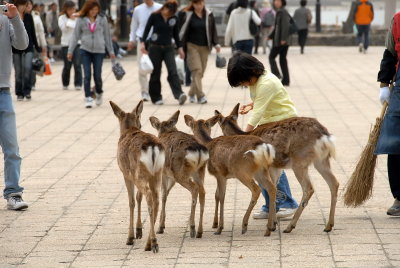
[343,101,389,207]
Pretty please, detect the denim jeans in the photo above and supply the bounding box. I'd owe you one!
[61,46,82,88]
[269,45,290,86]
[356,24,370,50]
[13,52,34,97]
[260,171,298,212]
[148,44,184,103]
[233,39,254,55]
[80,49,104,98]
[0,89,23,199]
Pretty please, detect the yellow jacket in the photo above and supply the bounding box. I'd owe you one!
[248,71,297,127]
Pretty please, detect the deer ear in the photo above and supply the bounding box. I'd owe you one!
[149,116,161,130]
[134,100,144,116]
[230,103,240,120]
[214,110,222,116]
[184,114,195,128]
[109,101,124,118]
[167,110,180,126]
[206,115,219,127]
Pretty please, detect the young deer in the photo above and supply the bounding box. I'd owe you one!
[149,111,209,238]
[110,100,165,253]
[215,104,339,233]
[184,114,277,236]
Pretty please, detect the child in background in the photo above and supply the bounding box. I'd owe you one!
[227,51,298,219]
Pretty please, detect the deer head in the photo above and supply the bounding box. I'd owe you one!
[110,100,143,133]
[149,110,180,135]
[184,114,219,144]
[214,103,244,136]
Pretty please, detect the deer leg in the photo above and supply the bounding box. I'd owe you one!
[314,158,339,232]
[212,186,220,229]
[124,178,135,245]
[215,177,227,235]
[284,166,314,234]
[237,175,261,235]
[157,176,175,234]
[144,191,155,252]
[195,166,206,238]
[136,191,143,239]
[178,177,199,238]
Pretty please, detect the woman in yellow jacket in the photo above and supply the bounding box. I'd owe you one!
[227,51,298,219]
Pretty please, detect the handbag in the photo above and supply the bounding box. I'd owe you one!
[216,53,226,68]
[112,60,126,80]
[249,10,259,36]
[32,54,44,75]
[288,15,299,35]
[139,54,154,75]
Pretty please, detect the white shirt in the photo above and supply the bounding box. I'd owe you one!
[225,7,261,45]
[129,2,162,42]
[32,10,46,48]
[58,14,77,46]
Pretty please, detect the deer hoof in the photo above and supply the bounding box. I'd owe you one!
[324,224,333,232]
[157,227,164,234]
[151,239,159,253]
[283,225,295,233]
[212,222,218,228]
[136,228,143,239]
[144,244,151,251]
[126,237,135,245]
[190,226,196,238]
[214,227,223,235]
[264,229,271,237]
[196,232,203,238]
[242,227,248,234]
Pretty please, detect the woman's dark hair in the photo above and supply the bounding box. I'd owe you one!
[156,0,178,15]
[183,0,204,12]
[300,0,307,6]
[250,0,257,9]
[79,0,101,17]
[14,0,28,7]
[60,0,75,17]
[237,0,249,8]
[227,52,265,87]
[274,0,286,8]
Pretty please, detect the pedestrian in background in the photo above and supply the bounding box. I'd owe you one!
[269,0,290,86]
[13,0,41,101]
[293,0,312,54]
[179,0,220,104]
[249,0,261,54]
[28,1,47,90]
[46,2,59,62]
[259,0,275,54]
[0,2,29,210]
[353,0,374,54]
[127,0,162,102]
[59,0,82,91]
[140,0,187,105]
[68,0,115,108]
[225,0,261,55]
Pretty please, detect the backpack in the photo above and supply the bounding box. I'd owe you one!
[262,10,275,27]
[288,15,298,35]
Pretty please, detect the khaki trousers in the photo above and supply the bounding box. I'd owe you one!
[187,42,209,99]
[137,39,149,93]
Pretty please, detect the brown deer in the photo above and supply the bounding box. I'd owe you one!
[149,111,209,238]
[214,103,339,234]
[184,114,277,236]
[110,100,165,253]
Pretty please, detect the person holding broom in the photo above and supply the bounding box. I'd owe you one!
[375,12,400,216]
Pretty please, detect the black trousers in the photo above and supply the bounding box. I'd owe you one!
[297,29,308,53]
[61,46,82,87]
[148,45,184,103]
[388,155,400,199]
[269,45,290,86]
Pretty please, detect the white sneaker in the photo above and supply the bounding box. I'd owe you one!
[387,199,400,216]
[253,208,297,219]
[253,210,268,219]
[358,43,363,53]
[85,97,94,108]
[49,58,55,63]
[178,93,187,105]
[189,96,196,103]
[95,93,103,106]
[7,193,28,210]
[198,96,207,104]
[63,86,68,90]
[154,99,164,105]
[141,91,150,102]
[75,86,81,91]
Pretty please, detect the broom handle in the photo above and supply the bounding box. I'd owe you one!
[379,101,388,119]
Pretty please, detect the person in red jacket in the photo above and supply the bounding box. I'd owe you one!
[353,0,374,53]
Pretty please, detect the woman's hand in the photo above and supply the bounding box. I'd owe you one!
[178,47,185,59]
[239,103,253,115]
[4,2,18,19]
[67,53,73,61]
[280,40,287,46]
[140,42,147,54]
[215,44,221,53]
[110,54,116,60]
[41,47,47,57]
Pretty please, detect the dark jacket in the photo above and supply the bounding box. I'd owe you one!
[12,13,40,54]
[141,13,182,48]
[269,8,290,47]
[179,8,219,51]
[378,18,397,84]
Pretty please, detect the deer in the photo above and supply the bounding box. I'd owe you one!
[184,114,277,236]
[214,103,339,234]
[149,111,209,239]
[110,100,165,253]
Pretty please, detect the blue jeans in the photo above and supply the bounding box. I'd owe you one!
[260,171,298,212]
[13,52,34,97]
[80,49,104,98]
[233,39,254,55]
[0,89,23,199]
[356,24,370,50]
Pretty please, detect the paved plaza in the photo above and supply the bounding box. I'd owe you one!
[0,46,399,267]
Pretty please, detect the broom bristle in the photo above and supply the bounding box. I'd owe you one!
[343,116,383,207]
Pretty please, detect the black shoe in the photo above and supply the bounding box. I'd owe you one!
[25,95,32,100]
[17,96,24,101]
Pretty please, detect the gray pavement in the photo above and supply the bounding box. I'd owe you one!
[1,46,399,267]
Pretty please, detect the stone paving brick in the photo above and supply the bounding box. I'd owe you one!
[0,47,399,267]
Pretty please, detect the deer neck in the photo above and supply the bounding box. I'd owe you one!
[193,126,213,145]
[224,121,247,135]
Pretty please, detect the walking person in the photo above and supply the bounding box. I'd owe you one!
[227,51,298,219]
[179,0,221,104]
[0,2,29,210]
[250,0,261,54]
[376,11,400,216]
[68,0,115,108]
[259,0,275,54]
[353,0,374,54]
[269,0,290,86]
[140,0,187,105]
[293,0,312,54]
[59,0,82,91]
[225,0,261,55]
[13,0,41,101]
[127,0,162,101]
[28,1,47,90]
[46,2,59,62]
